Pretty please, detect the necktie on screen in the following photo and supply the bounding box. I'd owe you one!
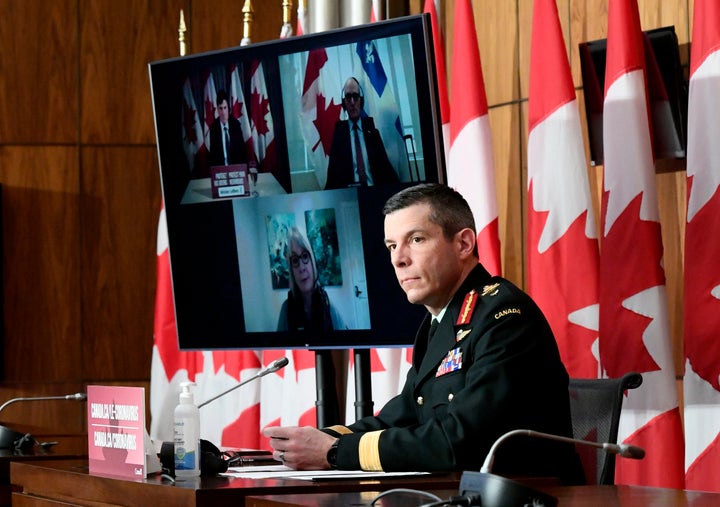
[353,124,368,186]
[224,125,230,164]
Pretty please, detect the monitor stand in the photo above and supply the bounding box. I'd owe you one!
[313,349,373,428]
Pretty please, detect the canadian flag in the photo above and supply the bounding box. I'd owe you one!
[424,0,450,166]
[229,64,255,161]
[527,0,600,378]
[249,61,278,174]
[448,0,501,276]
[296,1,307,36]
[683,0,720,491]
[181,77,204,173]
[600,0,684,487]
[300,48,342,189]
[202,71,217,154]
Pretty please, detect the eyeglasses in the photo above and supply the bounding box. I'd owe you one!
[343,92,362,102]
[290,251,311,268]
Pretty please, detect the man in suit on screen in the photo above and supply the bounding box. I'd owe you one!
[208,90,248,169]
[324,77,399,189]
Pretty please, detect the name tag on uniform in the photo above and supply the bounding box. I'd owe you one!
[436,347,463,377]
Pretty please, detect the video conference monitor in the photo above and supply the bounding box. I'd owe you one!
[149,14,445,350]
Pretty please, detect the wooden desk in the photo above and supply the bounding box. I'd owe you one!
[10,459,461,507]
[0,435,86,507]
[246,484,720,507]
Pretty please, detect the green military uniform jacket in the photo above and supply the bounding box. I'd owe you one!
[325,264,583,483]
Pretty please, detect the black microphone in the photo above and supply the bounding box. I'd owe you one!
[459,429,646,507]
[197,357,289,409]
[0,392,88,450]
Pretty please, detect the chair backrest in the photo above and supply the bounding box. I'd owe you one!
[568,372,643,485]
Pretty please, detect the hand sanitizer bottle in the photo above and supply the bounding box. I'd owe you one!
[174,381,200,477]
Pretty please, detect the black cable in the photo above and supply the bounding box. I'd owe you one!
[418,494,484,507]
[367,488,443,506]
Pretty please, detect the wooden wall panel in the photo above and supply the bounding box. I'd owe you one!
[190,1,284,55]
[0,146,81,381]
[488,104,524,286]
[79,147,161,380]
[79,0,184,144]
[0,0,78,144]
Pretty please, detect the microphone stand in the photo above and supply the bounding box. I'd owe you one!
[0,393,87,450]
[198,358,288,409]
[459,428,647,507]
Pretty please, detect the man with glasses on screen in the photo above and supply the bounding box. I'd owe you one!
[324,77,399,189]
[263,184,583,484]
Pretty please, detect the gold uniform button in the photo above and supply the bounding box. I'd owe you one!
[448,393,454,402]
[416,396,424,406]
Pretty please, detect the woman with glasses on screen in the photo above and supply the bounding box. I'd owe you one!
[277,227,345,332]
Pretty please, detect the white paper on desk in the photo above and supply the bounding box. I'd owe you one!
[223,466,428,481]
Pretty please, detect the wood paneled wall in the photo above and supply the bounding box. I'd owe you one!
[0,0,281,435]
[0,0,692,436]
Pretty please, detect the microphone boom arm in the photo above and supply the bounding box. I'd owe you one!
[0,393,87,415]
[480,428,645,473]
[198,357,289,409]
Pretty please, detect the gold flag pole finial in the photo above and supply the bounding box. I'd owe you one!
[241,0,254,46]
[178,9,187,56]
[282,0,292,24]
[280,0,293,38]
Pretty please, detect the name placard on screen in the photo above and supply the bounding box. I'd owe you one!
[210,164,250,198]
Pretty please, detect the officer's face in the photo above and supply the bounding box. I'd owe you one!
[384,203,465,315]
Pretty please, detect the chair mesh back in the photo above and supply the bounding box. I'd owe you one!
[568,372,642,485]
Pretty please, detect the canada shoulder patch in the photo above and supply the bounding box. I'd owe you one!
[494,308,521,320]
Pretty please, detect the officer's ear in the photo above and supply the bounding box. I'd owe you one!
[456,228,476,259]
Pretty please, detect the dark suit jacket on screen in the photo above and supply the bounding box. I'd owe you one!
[208,116,248,168]
[325,117,399,189]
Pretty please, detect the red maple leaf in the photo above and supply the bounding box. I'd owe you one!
[232,100,244,120]
[204,98,215,126]
[251,90,271,137]
[211,350,261,382]
[312,94,342,156]
[527,185,600,378]
[684,181,720,391]
[599,193,664,377]
[182,102,199,144]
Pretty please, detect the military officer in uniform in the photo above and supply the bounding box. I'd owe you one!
[263,183,583,484]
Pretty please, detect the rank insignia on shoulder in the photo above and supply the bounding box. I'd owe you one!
[455,329,471,342]
[481,283,500,297]
[436,347,463,377]
[456,289,477,325]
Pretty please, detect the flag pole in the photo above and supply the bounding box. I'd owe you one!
[178,9,187,57]
[241,0,254,46]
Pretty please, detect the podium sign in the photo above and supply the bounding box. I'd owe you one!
[87,385,157,479]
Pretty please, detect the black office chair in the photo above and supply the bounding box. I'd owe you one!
[568,372,643,485]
